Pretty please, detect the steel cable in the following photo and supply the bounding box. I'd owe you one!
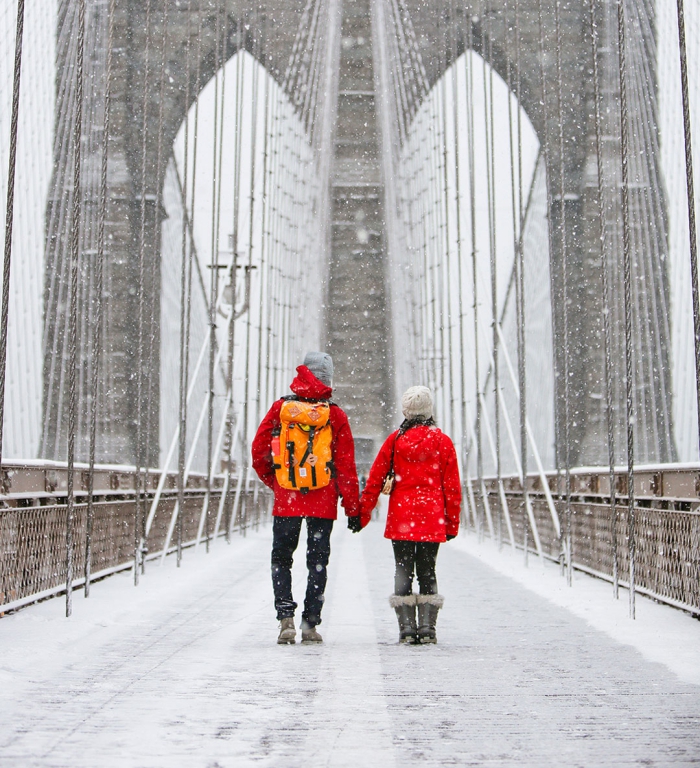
[204,0,225,553]
[554,0,573,585]
[588,0,618,598]
[177,0,194,566]
[0,0,25,469]
[66,0,86,618]
[85,0,115,597]
[675,0,700,459]
[617,0,637,619]
[135,0,153,586]
[144,0,171,545]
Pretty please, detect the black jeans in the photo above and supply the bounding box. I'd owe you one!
[392,540,440,596]
[271,516,334,626]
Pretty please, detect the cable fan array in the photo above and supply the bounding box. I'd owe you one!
[372,0,700,616]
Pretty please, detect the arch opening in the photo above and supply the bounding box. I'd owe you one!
[385,50,555,478]
[160,50,326,474]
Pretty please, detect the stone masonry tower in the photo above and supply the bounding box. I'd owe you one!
[43,0,674,469]
[326,0,392,471]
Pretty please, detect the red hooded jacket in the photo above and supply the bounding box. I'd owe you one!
[251,366,360,519]
[359,425,461,542]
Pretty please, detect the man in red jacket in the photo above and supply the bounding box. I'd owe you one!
[251,352,361,645]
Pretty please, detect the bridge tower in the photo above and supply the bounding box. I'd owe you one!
[326,0,393,468]
[41,0,675,469]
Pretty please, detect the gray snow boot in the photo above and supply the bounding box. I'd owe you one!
[390,594,418,644]
[416,594,444,644]
[277,617,296,644]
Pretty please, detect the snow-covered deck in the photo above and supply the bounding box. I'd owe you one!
[2,520,699,767]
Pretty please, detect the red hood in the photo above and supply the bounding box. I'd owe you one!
[290,365,333,400]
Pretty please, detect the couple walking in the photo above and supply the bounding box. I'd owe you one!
[251,352,461,645]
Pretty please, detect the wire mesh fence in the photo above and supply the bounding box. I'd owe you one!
[473,468,700,614]
[0,466,271,613]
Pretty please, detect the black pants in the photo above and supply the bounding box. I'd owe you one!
[392,540,440,596]
[271,516,333,626]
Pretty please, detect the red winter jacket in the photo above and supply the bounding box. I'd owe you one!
[359,425,461,542]
[251,366,360,519]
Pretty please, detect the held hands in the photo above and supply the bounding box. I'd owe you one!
[347,515,363,533]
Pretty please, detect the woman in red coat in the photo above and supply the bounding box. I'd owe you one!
[359,386,461,644]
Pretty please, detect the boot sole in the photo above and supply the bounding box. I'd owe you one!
[301,637,323,644]
[277,636,296,645]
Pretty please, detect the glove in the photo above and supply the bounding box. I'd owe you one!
[347,515,363,533]
[446,534,456,541]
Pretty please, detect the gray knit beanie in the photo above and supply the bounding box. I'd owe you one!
[401,386,433,420]
[303,351,334,386]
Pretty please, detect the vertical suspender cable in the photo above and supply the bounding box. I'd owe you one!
[224,17,245,540]
[66,0,86,618]
[205,0,224,551]
[0,0,25,469]
[85,0,115,596]
[506,0,530,558]
[450,0,468,508]
[554,0,573,585]
[465,23,484,534]
[43,18,83,460]
[439,5,452,431]
[589,0,618,597]
[177,1,194,566]
[254,27,272,476]
[135,0,153,586]
[424,64,440,401]
[264,95,281,414]
[617,0,635,619]
[178,3,204,554]
[515,0,530,563]
[241,33,260,526]
[504,0,526,555]
[537,0,561,478]
[675,0,700,458]
[145,1,170,538]
[485,11,503,544]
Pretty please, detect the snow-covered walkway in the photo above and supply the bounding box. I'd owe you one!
[2,520,700,767]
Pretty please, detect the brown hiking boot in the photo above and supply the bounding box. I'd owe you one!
[277,617,296,644]
[300,623,323,643]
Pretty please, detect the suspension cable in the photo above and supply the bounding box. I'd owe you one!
[85,0,115,597]
[449,0,468,509]
[144,0,171,548]
[0,0,25,470]
[588,0,618,598]
[484,6,504,545]
[617,0,636,619]
[134,0,153,586]
[553,0,573,585]
[177,0,194,567]
[65,0,86,618]
[675,0,700,459]
[203,0,225,552]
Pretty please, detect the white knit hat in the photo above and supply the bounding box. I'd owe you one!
[401,386,433,420]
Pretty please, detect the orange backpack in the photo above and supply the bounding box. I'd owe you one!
[271,400,334,493]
